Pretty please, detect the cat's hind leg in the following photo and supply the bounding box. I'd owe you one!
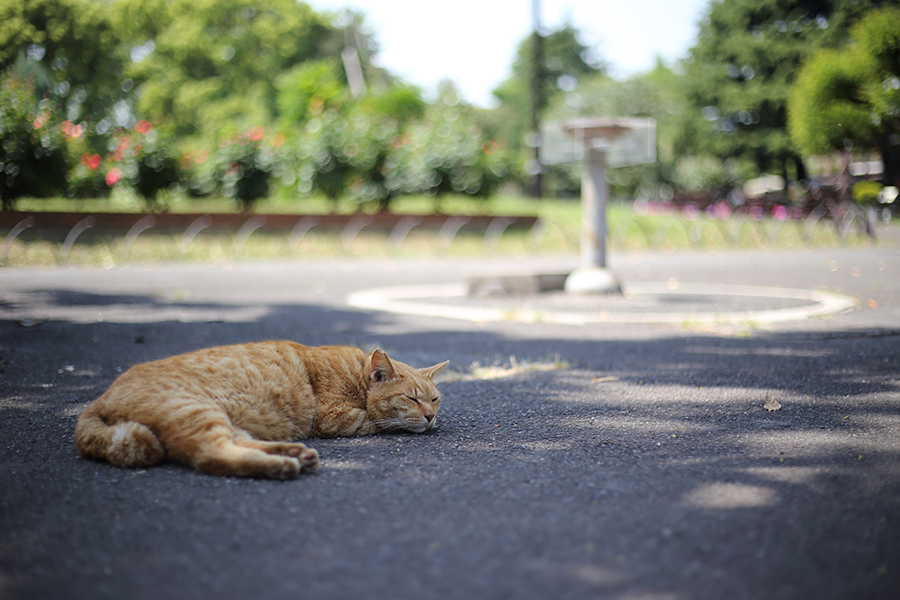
[75,411,165,468]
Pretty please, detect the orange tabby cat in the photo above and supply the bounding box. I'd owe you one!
[75,342,448,479]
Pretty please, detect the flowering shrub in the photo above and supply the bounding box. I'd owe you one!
[185,126,277,209]
[63,121,109,198]
[1,73,516,212]
[102,119,180,205]
[386,101,510,199]
[0,75,68,209]
[287,94,509,211]
[293,106,400,209]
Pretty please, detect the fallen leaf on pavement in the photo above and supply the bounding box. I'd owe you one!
[763,394,782,411]
[15,319,43,327]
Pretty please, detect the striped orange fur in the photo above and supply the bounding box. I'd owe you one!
[75,342,448,479]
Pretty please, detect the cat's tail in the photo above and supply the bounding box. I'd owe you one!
[75,408,165,468]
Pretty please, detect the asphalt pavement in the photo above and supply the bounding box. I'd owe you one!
[1,245,899,599]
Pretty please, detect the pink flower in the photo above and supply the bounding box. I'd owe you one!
[81,153,102,171]
[248,126,264,141]
[134,119,152,135]
[105,168,122,187]
[61,120,84,141]
[33,112,50,130]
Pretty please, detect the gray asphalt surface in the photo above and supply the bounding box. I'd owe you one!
[1,246,899,599]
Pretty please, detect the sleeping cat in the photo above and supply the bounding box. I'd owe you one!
[75,342,448,479]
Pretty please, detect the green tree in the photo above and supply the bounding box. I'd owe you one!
[677,0,888,183]
[789,7,900,185]
[0,0,120,123]
[276,59,346,125]
[490,23,605,155]
[114,0,337,137]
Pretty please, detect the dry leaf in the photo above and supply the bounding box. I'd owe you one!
[592,375,619,383]
[15,319,43,327]
[763,394,782,411]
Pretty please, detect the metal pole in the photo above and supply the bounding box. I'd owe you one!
[564,142,621,294]
[529,0,543,198]
[582,144,607,269]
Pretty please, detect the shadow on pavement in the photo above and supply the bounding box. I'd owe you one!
[1,286,898,600]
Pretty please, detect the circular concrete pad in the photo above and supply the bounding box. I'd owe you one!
[347,281,858,325]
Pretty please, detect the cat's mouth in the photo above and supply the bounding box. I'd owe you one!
[374,416,435,434]
[404,416,434,433]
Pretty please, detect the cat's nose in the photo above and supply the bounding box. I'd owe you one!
[424,413,435,425]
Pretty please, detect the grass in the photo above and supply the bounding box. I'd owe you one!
[443,355,570,382]
[1,193,893,267]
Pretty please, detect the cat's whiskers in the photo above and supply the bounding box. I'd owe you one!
[370,418,409,432]
[369,416,431,433]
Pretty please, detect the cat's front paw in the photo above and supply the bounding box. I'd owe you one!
[279,443,319,472]
[269,457,302,479]
[297,447,319,473]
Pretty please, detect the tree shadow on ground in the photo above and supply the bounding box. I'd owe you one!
[1,286,898,600]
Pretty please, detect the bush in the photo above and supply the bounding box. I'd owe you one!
[2,72,516,211]
[671,155,742,197]
[386,99,510,201]
[101,119,181,207]
[0,74,68,209]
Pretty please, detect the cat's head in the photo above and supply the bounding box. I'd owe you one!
[365,349,449,434]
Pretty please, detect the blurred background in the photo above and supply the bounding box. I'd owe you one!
[1,0,898,263]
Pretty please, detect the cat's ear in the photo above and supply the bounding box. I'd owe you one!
[421,360,449,380]
[368,349,397,383]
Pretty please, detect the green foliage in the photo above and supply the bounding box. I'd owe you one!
[215,128,276,208]
[116,0,336,137]
[294,105,398,206]
[490,23,604,153]
[672,155,743,196]
[0,0,121,123]
[388,96,510,201]
[284,82,504,211]
[0,4,640,209]
[789,7,900,182]
[276,60,346,125]
[358,84,425,126]
[856,8,900,119]
[677,0,887,179]
[125,121,180,204]
[788,48,874,155]
[0,73,67,208]
[500,22,604,102]
[852,179,883,204]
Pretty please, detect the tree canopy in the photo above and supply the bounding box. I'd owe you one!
[676,0,890,181]
[115,0,337,137]
[789,7,900,184]
[490,23,605,153]
[2,0,899,208]
[0,0,120,122]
